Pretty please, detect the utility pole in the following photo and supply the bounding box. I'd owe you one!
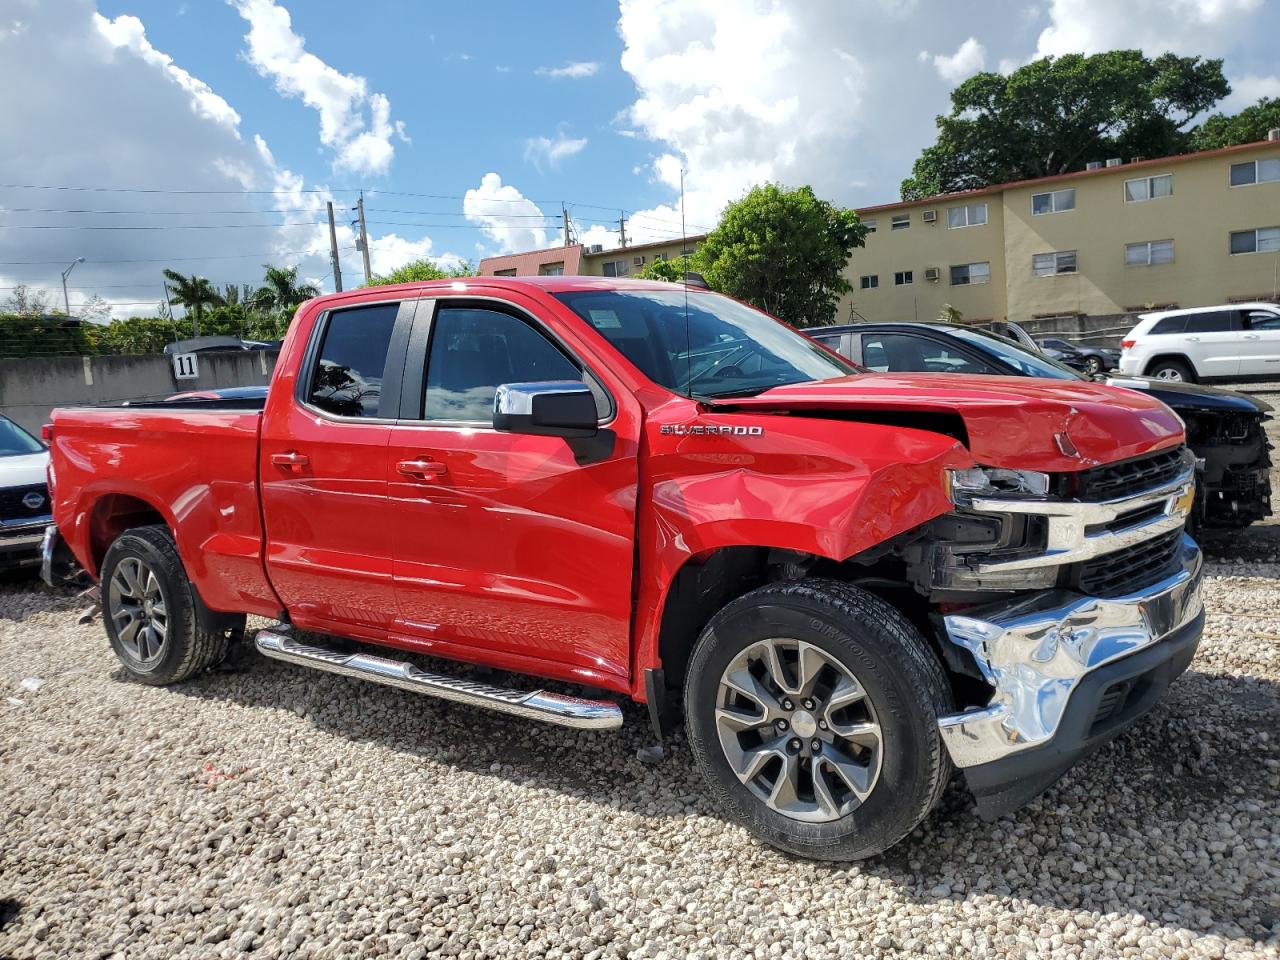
[562,205,571,246]
[356,192,372,284]
[679,168,688,257]
[326,201,343,292]
[618,212,627,249]
[61,257,84,317]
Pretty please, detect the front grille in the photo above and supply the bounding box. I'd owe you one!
[1076,530,1182,598]
[1074,447,1186,502]
[0,483,49,522]
[1185,411,1264,446]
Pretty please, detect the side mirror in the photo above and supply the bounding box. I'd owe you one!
[493,381,598,438]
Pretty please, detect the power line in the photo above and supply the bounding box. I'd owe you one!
[0,221,328,231]
[0,252,316,265]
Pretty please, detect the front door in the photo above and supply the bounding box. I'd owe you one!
[387,301,638,688]
[1237,308,1280,377]
[260,299,414,639]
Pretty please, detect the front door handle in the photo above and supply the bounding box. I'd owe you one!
[1244,334,1261,340]
[397,458,448,479]
[1185,336,1200,341]
[271,450,309,471]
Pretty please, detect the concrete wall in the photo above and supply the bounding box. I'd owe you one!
[0,349,277,433]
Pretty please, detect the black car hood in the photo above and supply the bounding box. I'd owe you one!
[1103,375,1272,415]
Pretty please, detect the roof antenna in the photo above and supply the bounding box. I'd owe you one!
[681,165,693,398]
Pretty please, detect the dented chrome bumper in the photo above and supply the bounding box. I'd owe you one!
[936,533,1203,769]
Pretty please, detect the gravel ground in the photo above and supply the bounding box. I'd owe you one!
[2,399,1280,959]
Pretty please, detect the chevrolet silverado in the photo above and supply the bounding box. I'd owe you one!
[45,277,1204,860]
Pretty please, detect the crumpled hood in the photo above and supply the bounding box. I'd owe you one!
[705,373,1185,471]
[0,451,49,488]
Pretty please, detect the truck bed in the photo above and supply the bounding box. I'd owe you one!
[48,405,280,617]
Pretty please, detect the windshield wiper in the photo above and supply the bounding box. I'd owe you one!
[693,385,772,400]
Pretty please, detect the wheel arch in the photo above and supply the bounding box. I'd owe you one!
[87,492,170,577]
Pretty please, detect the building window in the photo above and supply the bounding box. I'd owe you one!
[894,270,913,285]
[1032,251,1078,277]
[860,275,879,289]
[863,218,877,233]
[1125,239,1175,266]
[1230,226,1280,255]
[947,202,988,229]
[538,262,565,276]
[633,255,646,267]
[949,262,990,286]
[1230,158,1280,186]
[654,253,669,262]
[602,260,628,277]
[493,268,517,277]
[891,214,910,230]
[1031,188,1075,215]
[1124,174,1173,203]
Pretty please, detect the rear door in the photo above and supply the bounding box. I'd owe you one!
[1239,308,1280,376]
[385,297,640,688]
[1181,311,1243,378]
[259,298,415,639]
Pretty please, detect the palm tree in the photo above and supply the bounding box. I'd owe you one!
[252,265,320,316]
[162,269,224,337]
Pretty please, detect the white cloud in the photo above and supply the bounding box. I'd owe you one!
[536,61,600,79]
[1222,73,1280,112]
[1036,0,1264,58]
[463,173,551,254]
[0,1,444,318]
[230,0,407,176]
[925,37,987,84]
[523,129,588,170]
[94,13,242,133]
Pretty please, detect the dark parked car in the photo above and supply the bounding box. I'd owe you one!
[1035,337,1121,376]
[810,322,1272,528]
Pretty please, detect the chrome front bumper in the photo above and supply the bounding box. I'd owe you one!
[936,533,1203,768]
[40,524,59,587]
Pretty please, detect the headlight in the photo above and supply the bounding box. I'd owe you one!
[946,466,1050,506]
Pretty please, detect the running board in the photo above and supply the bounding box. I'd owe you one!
[254,629,623,730]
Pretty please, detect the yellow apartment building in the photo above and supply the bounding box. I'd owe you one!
[842,136,1280,335]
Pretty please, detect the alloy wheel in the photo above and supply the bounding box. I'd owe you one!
[714,638,883,823]
[107,557,169,666]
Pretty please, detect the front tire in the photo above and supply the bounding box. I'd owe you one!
[101,526,234,685]
[683,579,953,861]
[1083,356,1102,376]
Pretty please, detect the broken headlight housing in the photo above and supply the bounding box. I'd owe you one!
[945,466,1050,506]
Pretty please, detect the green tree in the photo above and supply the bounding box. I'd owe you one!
[162,269,224,336]
[87,316,182,355]
[366,259,475,286]
[901,51,1230,199]
[694,183,866,328]
[1191,97,1280,150]
[252,265,320,314]
[0,313,95,357]
[635,255,698,283]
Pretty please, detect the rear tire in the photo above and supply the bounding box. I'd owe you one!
[101,526,235,685]
[1147,358,1194,382]
[1083,356,1102,376]
[683,579,953,861]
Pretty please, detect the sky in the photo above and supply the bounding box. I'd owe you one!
[1,0,1278,318]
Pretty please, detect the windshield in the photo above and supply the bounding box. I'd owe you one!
[0,417,44,457]
[948,328,1082,380]
[554,289,857,398]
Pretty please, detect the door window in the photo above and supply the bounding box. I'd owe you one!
[1247,310,1280,331]
[1182,312,1240,334]
[307,302,400,418]
[860,334,994,374]
[422,307,584,422]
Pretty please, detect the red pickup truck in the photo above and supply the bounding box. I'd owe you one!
[45,277,1204,860]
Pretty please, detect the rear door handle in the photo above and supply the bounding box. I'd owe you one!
[1244,334,1261,340]
[271,450,309,470]
[397,457,448,479]
[1185,336,1200,341]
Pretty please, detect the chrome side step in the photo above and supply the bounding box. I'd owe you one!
[254,629,623,730]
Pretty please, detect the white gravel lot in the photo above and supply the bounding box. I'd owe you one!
[1,549,1277,960]
[3,390,1280,960]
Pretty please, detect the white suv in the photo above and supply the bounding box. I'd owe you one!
[1119,302,1280,382]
